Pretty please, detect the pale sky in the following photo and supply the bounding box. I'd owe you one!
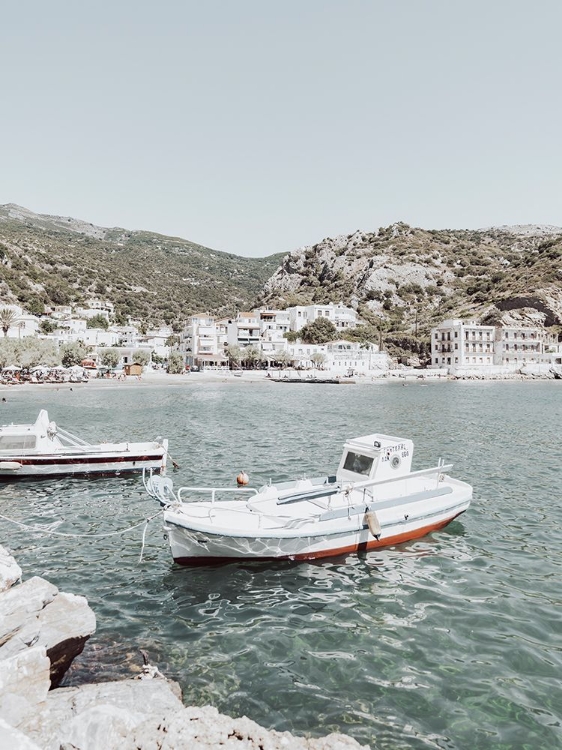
[1,1,561,257]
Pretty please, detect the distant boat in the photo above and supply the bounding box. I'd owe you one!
[0,410,168,479]
[273,377,353,384]
[143,432,472,564]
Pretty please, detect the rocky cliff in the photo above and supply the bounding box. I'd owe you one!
[260,223,562,338]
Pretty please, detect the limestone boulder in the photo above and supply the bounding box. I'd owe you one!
[0,576,96,687]
[124,705,369,750]
[0,544,22,592]
[21,677,184,750]
[0,646,51,728]
[0,717,42,750]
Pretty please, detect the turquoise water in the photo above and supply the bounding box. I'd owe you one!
[0,381,560,749]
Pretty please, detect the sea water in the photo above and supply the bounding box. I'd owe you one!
[0,380,560,749]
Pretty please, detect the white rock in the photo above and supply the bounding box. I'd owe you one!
[124,704,369,750]
[0,545,22,593]
[0,646,51,728]
[21,677,184,750]
[0,577,59,657]
[0,717,41,750]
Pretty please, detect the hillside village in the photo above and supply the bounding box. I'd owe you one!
[1,205,562,381]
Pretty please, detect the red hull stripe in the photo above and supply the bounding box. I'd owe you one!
[3,454,164,467]
[173,511,466,566]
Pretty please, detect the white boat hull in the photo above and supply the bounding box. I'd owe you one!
[0,442,167,478]
[162,478,471,564]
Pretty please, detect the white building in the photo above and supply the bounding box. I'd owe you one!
[431,319,556,372]
[181,316,228,369]
[0,305,41,338]
[225,312,261,348]
[494,326,553,366]
[74,299,115,322]
[431,320,495,369]
[288,340,389,375]
[325,341,389,374]
[257,309,290,360]
[289,303,358,332]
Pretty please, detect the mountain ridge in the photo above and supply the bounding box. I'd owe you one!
[1,205,561,344]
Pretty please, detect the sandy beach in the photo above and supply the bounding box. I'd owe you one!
[0,366,555,395]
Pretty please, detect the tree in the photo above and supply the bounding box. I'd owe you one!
[300,317,338,344]
[225,344,242,369]
[165,335,180,348]
[39,319,58,335]
[283,331,299,343]
[98,348,120,368]
[341,325,379,345]
[167,351,184,374]
[276,350,292,369]
[0,308,17,337]
[86,314,109,330]
[0,338,60,368]
[133,350,151,366]
[60,341,90,367]
[243,345,262,369]
[26,298,45,316]
[311,352,326,369]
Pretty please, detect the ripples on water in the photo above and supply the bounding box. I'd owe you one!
[0,381,561,749]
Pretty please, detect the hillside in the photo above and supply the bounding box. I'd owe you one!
[0,204,283,327]
[2,205,561,349]
[260,223,562,345]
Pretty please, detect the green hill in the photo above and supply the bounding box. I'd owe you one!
[0,204,283,328]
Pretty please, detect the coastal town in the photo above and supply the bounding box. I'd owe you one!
[0,299,561,384]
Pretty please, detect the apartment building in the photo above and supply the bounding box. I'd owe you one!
[181,316,228,368]
[431,320,494,369]
[431,319,555,371]
[493,326,553,366]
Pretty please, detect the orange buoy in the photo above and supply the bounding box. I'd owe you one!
[236,471,249,486]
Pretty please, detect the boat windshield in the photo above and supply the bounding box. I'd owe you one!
[342,451,373,476]
[0,436,37,450]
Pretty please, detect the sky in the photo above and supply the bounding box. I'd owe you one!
[1,1,561,257]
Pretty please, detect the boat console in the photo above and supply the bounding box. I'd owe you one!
[336,433,414,484]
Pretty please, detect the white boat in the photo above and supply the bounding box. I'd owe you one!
[143,432,472,564]
[0,410,168,478]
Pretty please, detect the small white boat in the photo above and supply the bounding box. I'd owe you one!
[0,410,168,479]
[143,432,472,564]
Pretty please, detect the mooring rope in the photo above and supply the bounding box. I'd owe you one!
[166,451,180,470]
[0,509,164,563]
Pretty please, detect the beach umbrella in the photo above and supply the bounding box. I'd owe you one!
[3,365,21,371]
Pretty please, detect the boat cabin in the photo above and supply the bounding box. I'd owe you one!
[336,433,413,484]
[0,410,63,454]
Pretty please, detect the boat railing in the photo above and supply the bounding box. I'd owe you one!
[277,462,453,505]
[348,461,453,493]
[55,427,92,449]
[176,486,259,504]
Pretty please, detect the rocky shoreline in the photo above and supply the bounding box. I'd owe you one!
[0,544,367,750]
